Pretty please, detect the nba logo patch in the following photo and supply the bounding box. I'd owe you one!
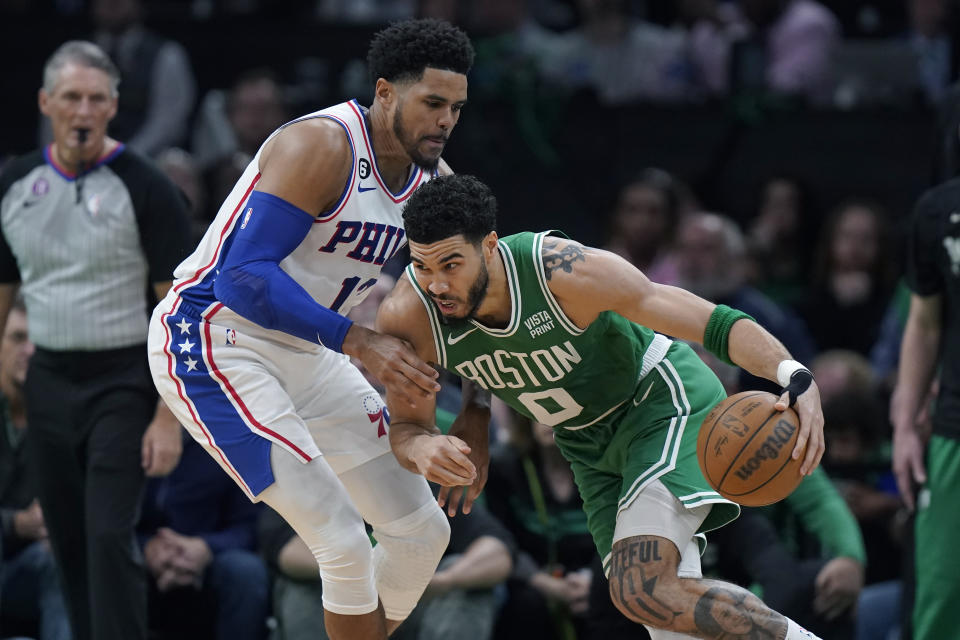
[225,328,237,345]
[86,193,102,217]
[240,207,253,230]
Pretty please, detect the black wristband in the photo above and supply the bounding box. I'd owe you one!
[783,369,813,407]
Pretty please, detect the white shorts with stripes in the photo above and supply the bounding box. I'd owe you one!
[147,291,393,500]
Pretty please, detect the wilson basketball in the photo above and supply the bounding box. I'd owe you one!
[697,391,805,507]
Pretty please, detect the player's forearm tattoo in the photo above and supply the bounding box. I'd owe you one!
[542,238,585,280]
[692,586,786,639]
[609,539,680,625]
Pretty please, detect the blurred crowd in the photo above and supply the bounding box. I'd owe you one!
[2,0,959,639]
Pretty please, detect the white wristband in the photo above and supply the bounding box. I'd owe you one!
[777,359,810,387]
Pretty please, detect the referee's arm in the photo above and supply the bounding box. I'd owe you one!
[0,215,21,346]
[0,284,18,345]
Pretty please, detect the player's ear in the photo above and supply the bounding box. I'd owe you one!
[482,231,498,258]
[373,78,395,107]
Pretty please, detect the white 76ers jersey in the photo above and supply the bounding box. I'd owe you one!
[170,100,433,346]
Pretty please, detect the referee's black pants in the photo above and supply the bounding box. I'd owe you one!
[25,345,154,640]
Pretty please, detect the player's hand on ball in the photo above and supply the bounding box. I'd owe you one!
[411,434,476,488]
[775,380,825,476]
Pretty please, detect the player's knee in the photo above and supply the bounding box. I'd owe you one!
[374,499,449,558]
[314,525,375,576]
[371,501,450,621]
[311,526,379,615]
[608,571,684,629]
[607,544,684,628]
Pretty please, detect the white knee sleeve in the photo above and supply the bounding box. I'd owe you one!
[371,500,450,621]
[259,447,380,615]
[311,519,379,616]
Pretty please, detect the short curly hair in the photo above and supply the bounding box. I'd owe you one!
[403,175,496,245]
[367,18,474,85]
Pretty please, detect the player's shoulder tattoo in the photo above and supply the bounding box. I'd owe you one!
[542,237,585,281]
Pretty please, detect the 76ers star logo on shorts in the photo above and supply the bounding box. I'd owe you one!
[361,394,389,438]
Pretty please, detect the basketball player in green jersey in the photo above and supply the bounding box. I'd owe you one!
[377,175,825,640]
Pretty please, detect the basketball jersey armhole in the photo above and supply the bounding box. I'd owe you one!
[531,231,586,336]
[312,115,356,221]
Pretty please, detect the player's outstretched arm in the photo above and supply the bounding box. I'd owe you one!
[542,235,824,474]
[376,276,476,489]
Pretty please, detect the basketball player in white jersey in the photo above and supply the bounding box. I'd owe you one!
[146,19,481,640]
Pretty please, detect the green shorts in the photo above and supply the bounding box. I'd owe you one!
[552,341,740,575]
[914,434,960,640]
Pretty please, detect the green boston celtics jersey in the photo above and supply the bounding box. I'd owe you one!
[405,230,672,430]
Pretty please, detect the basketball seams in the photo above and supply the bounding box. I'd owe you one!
[699,390,802,506]
[720,444,800,503]
[699,391,767,487]
[716,398,784,491]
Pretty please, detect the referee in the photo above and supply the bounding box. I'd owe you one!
[0,41,192,640]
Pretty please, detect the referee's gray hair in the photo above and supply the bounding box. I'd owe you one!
[43,40,120,97]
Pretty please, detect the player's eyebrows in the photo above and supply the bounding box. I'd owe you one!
[411,251,465,265]
[425,93,468,107]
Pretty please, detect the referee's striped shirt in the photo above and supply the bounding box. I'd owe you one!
[0,145,192,351]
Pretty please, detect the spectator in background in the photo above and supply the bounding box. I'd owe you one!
[812,350,904,581]
[798,199,898,357]
[539,0,694,104]
[746,174,820,306]
[934,82,960,181]
[687,0,840,104]
[890,142,960,640]
[906,0,957,105]
[486,405,597,640]
[810,348,877,404]
[868,281,912,390]
[0,298,71,640]
[826,390,904,640]
[821,393,903,572]
[416,0,460,21]
[315,0,413,24]
[453,0,558,99]
[90,0,197,156]
[603,168,692,285]
[155,147,209,244]
[681,0,749,96]
[0,41,193,640]
[193,68,289,219]
[137,436,269,640]
[674,212,818,393]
